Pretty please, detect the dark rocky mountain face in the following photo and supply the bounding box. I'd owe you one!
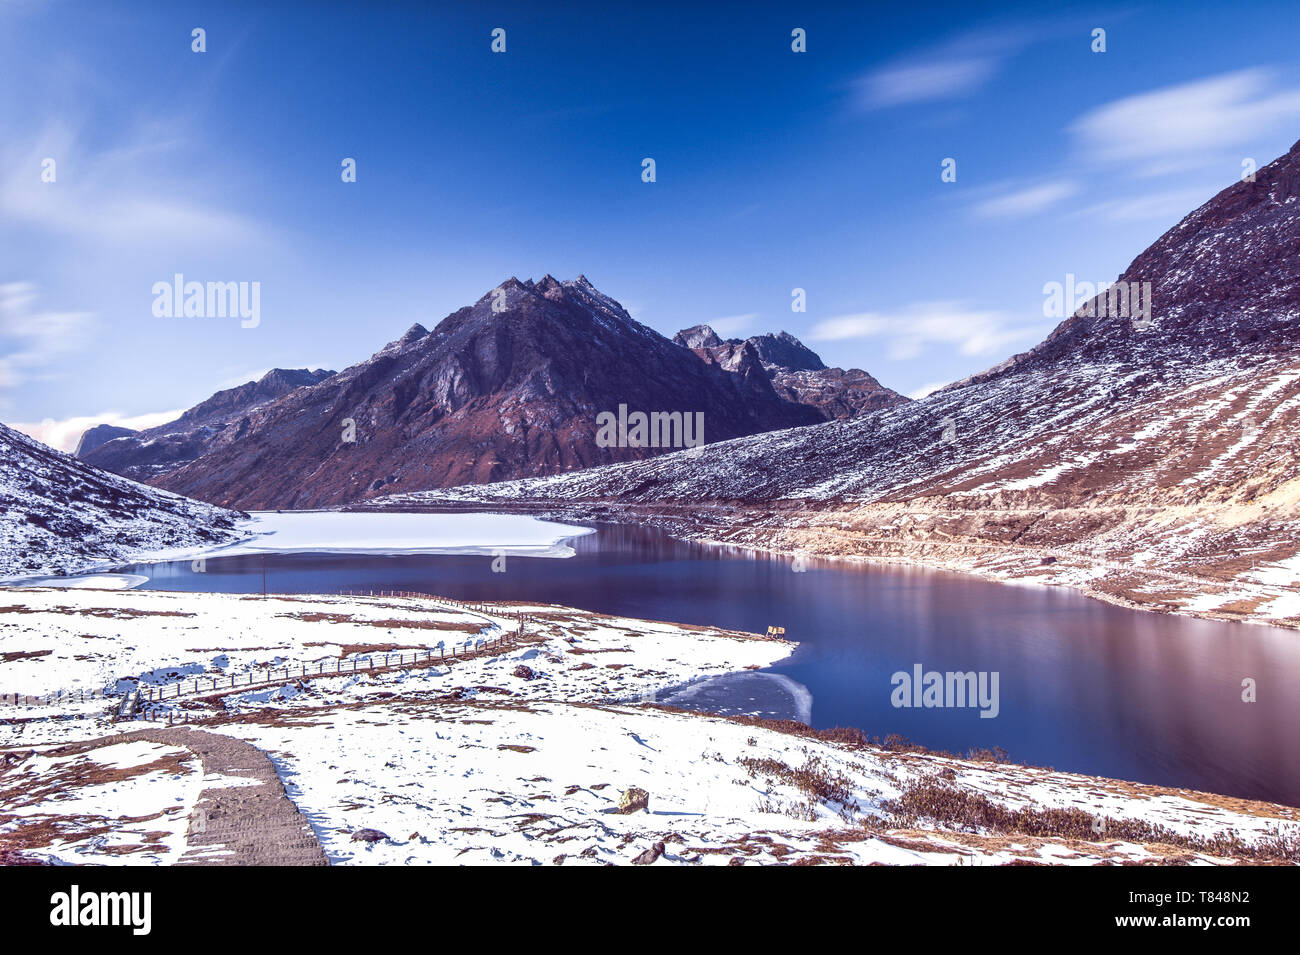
[74,424,137,457]
[79,368,336,481]
[767,366,906,420]
[674,326,826,373]
[128,276,862,509]
[675,325,907,420]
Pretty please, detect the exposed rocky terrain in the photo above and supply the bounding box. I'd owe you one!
[377,141,1300,629]
[95,276,896,510]
[0,421,244,579]
[674,325,908,420]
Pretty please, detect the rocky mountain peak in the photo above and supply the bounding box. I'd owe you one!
[746,331,827,372]
[674,324,724,349]
[396,323,430,346]
[76,274,905,508]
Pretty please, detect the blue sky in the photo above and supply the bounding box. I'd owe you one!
[4,0,1300,448]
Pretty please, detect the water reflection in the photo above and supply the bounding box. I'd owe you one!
[117,523,1300,805]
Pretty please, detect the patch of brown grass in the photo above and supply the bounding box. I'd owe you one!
[285,611,484,634]
[0,605,193,619]
[881,777,1300,863]
[0,650,51,663]
[740,754,860,819]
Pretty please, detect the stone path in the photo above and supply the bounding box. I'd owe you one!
[52,726,329,866]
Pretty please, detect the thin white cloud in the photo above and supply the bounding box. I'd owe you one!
[9,408,184,453]
[857,58,997,108]
[0,120,265,245]
[974,180,1079,218]
[1070,69,1300,170]
[0,281,95,388]
[809,301,1039,361]
[852,24,1041,110]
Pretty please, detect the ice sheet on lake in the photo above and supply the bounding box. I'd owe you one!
[4,573,150,590]
[184,511,596,560]
[656,671,813,724]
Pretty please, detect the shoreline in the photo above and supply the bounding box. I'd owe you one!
[355,498,1300,633]
[14,499,1296,634]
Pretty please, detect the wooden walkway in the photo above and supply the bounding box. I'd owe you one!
[51,727,329,866]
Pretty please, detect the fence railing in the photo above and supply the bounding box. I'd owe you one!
[2,591,534,712]
[0,687,114,707]
[138,630,519,704]
[336,590,524,619]
[135,631,525,722]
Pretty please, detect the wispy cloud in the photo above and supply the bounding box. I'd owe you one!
[1069,69,1300,171]
[1071,187,1219,223]
[0,120,266,245]
[0,281,94,393]
[9,408,184,454]
[856,58,997,109]
[908,381,950,400]
[809,301,1039,360]
[852,24,1039,110]
[973,180,1079,219]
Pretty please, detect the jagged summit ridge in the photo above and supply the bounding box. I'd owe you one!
[78,275,900,508]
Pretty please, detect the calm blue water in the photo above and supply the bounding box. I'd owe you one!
[116,523,1300,806]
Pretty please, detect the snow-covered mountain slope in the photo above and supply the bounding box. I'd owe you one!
[379,140,1300,627]
[0,422,245,579]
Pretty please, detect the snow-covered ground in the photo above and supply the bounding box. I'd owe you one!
[10,573,150,590]
[0,588,787,743]
[1,510,596,588]
[0,740,202,865]
[0,588,510,709]
[2,587,1296,866]
[215,698,1300,866]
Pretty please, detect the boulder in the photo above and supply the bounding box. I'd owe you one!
[616,787,649,814]
[632,841,665,865]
